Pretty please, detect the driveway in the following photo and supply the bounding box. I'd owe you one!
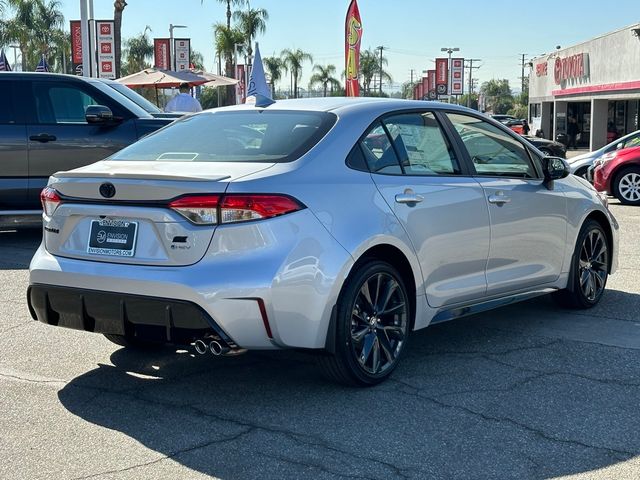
[1,202,638,480]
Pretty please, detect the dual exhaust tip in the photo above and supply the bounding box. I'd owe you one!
[194,339,230,356]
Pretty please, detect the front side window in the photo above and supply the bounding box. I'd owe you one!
[446,112,536,178]
[32,82,100,124]
[382,112,460,175]
[110,110,336,163]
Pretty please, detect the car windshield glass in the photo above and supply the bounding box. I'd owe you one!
[107,83,161,113]
[110,110,337,163]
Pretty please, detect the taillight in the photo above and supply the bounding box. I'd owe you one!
[169,195,220,225]
[169,194,303,225]
[40,187,61,217]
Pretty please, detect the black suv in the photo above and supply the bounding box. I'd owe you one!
[0,72,177,227]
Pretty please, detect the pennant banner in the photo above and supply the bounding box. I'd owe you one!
[246,43,274,107]
[345,0,362,97]
[435,58,448,96]
[70,20,82,75]
[154,38,171,70]
[451,58,464,95]
[96,20,115,79]
[427,70,436,99]
[174,38,190,71]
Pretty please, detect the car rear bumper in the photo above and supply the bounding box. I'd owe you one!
[28,284,237,348]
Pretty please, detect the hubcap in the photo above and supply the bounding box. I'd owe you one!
[619,172,640,202]
[578,229,608,301]
[350,272,408,375]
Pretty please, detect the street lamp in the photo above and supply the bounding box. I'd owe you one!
[169,24,187,71]
[441,47,460,102]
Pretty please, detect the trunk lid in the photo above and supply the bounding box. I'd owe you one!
[44,160,274,266]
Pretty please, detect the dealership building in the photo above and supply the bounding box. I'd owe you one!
[529,23,640,150]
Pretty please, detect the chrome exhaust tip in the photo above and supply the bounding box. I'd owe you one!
[194,339,208,355]
[209,340,229,356]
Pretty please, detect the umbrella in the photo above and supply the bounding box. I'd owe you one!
[117,68,237,88]
[35,55,50,72]
[0,50,12,71]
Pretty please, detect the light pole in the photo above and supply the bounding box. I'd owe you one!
[441,47,459,103]
[169,24,187,71]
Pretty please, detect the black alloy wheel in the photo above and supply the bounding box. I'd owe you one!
[318,260,411,386]
[553,219,609,309]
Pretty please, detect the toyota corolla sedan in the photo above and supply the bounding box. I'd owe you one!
[28,98,618,386]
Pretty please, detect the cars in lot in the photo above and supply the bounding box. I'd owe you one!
[490,114,517,124]
[569,129,640,178]
[592,144,640,205]
[0,72,177,228]
[523,135,566,158]
[28,98,618,386]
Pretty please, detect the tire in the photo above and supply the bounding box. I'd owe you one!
[318,260,412,387]
[552,219,609,309]
[103,333,164,350]
[612,166,640,206]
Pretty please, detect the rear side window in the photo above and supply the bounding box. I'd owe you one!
[110,110,337,163]
[360,123,402,174]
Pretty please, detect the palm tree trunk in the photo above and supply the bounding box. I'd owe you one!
[226,0,231,29]
[323,83,327,97]
[21,45,27,71]
[114,0,127,78]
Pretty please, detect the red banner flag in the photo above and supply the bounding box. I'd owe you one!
[345,0,362,97]
[154,38,171,70]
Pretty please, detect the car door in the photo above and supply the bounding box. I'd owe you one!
[0,79,29,211]
[362,111,490,308]
[444,111,567,296]
[22,79,138,207]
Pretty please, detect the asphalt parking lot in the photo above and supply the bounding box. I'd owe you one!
[1,201,639,480]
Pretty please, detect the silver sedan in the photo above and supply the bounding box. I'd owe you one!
[28,98,619,386]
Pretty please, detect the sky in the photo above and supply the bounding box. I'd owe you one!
[57,0,640,93]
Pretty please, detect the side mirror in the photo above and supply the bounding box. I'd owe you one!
[542,156,570,183]
[85,105,114,124]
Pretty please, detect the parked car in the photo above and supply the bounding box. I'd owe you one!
[28,98,618,386]
[505,119,525,135]
[0,72,176,228]
[490,114,517,124]
[569,129,640,178]
[592,145,640,205]
[523,136,567,158]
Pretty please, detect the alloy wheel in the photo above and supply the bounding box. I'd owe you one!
[349,272,408,375]
[578,229,608,301]
[618,172,640,202]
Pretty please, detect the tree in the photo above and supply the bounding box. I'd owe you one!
[114,0,127,78]
[309,64,340,97]
[233,6,267,65]
[190,50,205,70]
[263,56,284,97]
[214,23,244,105]
[2,0,37,71]
[359,48,391,96]
[32,0,63,57]
[480,79,514,114]
[281,48,312,98]
[122,26,153,75]
[203,0,245,29]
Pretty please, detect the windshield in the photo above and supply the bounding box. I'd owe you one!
[107,83,161,114]
[110,110,337,163]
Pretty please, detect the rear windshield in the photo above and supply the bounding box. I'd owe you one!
[110,110,337,163]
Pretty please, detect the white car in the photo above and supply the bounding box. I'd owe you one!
[569,129,640,178]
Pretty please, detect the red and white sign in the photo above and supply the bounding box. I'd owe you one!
[70,20,82,74]
[236,64,246,104]
[450,58,464,95]
[173,38,190,71]
[535,62,548,77]
[427,69,436,99]
[435,58,448,95]
[154,38,171,70]
[95,20,115,79]
[554,53,589,85]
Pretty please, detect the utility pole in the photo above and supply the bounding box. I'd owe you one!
[377,45,386,94]
[440,47,459,103]
[409,69,415,99]
[520,53,529,93]
[464,58,482,108]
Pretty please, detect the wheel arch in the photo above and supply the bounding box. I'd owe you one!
[584,210,615,273]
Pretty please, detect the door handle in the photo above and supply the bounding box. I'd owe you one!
[395,193,424,204]
[29,134,57,143]
[487,193,511,205]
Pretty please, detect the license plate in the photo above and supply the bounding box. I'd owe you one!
[87,219,138,257]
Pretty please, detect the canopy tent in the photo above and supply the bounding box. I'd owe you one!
[117,68,238,88]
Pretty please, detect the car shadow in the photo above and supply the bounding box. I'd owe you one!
[58,292,640,479]
[0,228,41,270]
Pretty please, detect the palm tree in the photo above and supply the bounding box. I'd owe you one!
[122,26,153,75]
[233,6,268,66]
[114,0,127,77]
[309,64,340,97]
[214,23,244,105]
[202,0,245,29]
[32,0,63,58]
[190,50,205,70]
[3,0,37,71]
[281,48,313,99]
[263,56,284,97]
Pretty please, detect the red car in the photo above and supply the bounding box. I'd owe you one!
[592,145,640,205]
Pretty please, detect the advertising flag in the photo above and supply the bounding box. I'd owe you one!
[154,38,171,70]
[427,70,436,99]
[435,58,448,96]
[246,43,274,107]
[0,50,11,71]
[174,38,190,71]
[95,20,115,79]
[345,0,362,97]
[70,20,82,74]
[450,58,464,95]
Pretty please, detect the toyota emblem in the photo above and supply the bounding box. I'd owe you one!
[99,182,116,198]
